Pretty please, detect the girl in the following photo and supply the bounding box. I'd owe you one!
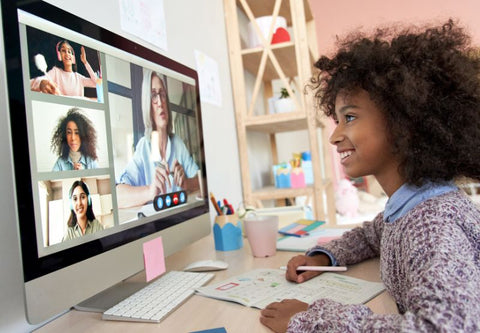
[30,40,98,97]
[51,107,98,171]
[63,180,103,241]
[116,69,199,209]
[260,20,480,332]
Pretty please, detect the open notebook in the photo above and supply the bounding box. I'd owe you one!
[195,268,385,309]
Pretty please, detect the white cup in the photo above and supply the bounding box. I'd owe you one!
[244,215,279,257]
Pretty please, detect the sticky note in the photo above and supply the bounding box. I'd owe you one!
[143,236,166,282]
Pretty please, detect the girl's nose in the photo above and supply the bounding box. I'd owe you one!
[329,124,343,145]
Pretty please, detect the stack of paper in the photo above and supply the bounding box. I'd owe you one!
[277,228,350,252]
[278,219,325,237]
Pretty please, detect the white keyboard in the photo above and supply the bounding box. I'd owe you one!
[102,271,214,323]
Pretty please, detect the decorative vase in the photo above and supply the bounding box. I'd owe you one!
[274,98,295,113]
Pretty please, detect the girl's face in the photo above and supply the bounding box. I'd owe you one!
[330,89,403,195]
[59,42,75,67]
[71,185,88,219]
[66,121,81,152]
[150,75,168,131]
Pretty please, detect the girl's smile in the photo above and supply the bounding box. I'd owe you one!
[330,89,403,196]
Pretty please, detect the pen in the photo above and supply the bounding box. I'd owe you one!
[223,198,234,215]
[278,230,309,238]
[279,266,347,272]
[210,192,223,215]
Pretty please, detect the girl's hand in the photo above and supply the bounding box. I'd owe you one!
[285,254,331,283]
[171,158,186,189]
[39,79,60,95]
[80,46,87,64]
[260,299,308,333]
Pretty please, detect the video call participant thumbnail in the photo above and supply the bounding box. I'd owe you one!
[116,69,199,209]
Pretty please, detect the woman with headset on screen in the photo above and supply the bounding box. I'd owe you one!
[62,180,103,241]
[51,107,99,171]
[30,39,98,97]
[116,69,199,209]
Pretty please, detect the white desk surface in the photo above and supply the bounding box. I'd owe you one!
[37,234,398,333]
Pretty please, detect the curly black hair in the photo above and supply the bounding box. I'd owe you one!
[51,107,98,160]
[311,19,480,185]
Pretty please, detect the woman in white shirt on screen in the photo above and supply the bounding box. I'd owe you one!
[30,40,98,97]
[116,69,199,209]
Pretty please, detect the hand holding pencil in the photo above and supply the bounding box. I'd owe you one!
[285,253,333,284]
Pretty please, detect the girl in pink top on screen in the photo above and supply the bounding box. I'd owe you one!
[30,40,98,97]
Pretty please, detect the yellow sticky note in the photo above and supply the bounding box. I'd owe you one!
[143,236,166,282]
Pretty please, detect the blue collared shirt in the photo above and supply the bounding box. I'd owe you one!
[383,181,457,223]
[118,134,199,193]
[52,154,98,171]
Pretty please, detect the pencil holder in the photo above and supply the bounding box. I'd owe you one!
[213,214,243,251]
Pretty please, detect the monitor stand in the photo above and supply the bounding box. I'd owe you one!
[74,281,148,312]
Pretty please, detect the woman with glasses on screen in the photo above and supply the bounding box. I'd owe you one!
[62,180,103,241]
[51,107,98,171]
[30,40,98,97]
[116,69,199,209]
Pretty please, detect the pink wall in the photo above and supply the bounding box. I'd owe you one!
[309,0,480,54]
[308,0,480,190]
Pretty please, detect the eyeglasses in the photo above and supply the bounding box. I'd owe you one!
[151,90,167,103]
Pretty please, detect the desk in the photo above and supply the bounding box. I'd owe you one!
[37,235,398,332]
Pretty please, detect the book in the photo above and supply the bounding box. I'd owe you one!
[195,268,385,309]
[276,228,350,252]
[278,219,325,237]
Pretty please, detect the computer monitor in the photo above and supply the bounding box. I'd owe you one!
[1,1,210,324]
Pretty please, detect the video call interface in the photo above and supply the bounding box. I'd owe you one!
[18,11,204,256]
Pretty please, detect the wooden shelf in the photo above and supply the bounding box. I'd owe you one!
[224,0,337,224]
[241,42,297,81]
[245,112,307,133]
[251,186,314,201]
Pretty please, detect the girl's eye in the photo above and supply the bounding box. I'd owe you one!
[345,114,356,123]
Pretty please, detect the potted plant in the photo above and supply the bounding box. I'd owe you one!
[274,87,296,113]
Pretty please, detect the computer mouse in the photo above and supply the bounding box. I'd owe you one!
[183,259,229,272]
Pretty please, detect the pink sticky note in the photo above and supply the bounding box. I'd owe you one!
[143,236,166,282]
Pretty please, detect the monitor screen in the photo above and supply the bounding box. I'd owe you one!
[1,1,210,324]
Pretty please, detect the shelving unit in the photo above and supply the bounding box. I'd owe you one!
[223,0,336,224]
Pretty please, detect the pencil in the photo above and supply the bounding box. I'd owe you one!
[210,192,223,215]
[279,266,347,272]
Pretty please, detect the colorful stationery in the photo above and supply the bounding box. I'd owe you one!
[278,219,325,237]
[277,228,350,252]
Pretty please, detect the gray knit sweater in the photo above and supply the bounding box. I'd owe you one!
[288,190,480,332]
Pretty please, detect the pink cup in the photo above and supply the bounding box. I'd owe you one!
[244,215,279,257]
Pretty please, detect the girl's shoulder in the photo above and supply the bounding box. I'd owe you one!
[406,189,480,229]
[423,189,478,212]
